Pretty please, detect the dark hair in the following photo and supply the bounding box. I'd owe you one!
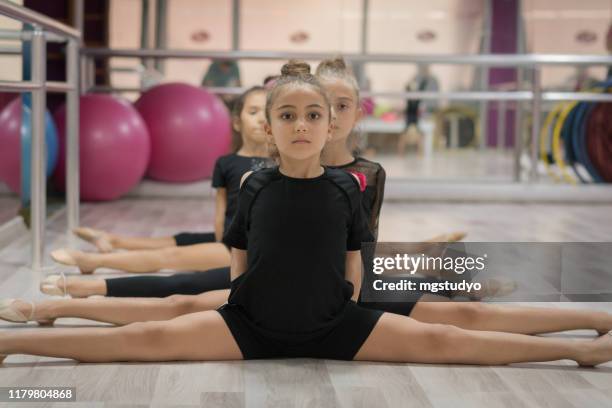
[265,60,331,124]
[264,60,332,160]
[230,86,266,152]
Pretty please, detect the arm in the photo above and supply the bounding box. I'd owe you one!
[227,171,254,281]
[230,247,248,281]
[345,250,363,302]
[214,188,228,241]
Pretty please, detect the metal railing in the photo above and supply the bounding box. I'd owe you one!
[82,47,612,185]
[0,0,81,271]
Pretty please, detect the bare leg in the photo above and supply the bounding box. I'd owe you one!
[74,227,177,252]
[108,235,177,251]
[354,312,612,366]
[57,277,108,297]
[410,298,612,335]
[4,291,229,326]
[51,243,230,274]
[0,311,242,362]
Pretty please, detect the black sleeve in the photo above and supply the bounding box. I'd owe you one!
[347,185,375,251]
[370,167,386,240]
[222,186,248,250]
[211,157,226,188]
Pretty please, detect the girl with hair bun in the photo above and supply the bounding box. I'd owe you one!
[1,60,612,367]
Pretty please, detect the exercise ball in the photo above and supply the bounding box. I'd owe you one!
[53,94,151,201]
[0,97,59,194]
[134,82,231,182]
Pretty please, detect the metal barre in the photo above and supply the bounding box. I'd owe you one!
[0,1,81,272]
[81,47,612,66]
[88,86,612,103]
[0,28,68,42]
[0,0,80,40]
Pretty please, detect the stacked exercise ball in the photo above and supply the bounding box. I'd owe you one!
[53,94,151,201]
[539,80,612,184]
[134,82,232,182]
[0,97,59,194]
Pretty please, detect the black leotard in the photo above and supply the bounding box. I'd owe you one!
[217,166,382,359]
[172,153,274,246]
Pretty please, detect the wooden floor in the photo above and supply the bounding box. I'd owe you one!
[0,198,611,407]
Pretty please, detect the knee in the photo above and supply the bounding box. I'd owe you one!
[455,302,488,325]
[119,321,167,349]
[165,294,196,315]
[422,323,465,355]
[161,246,182,260]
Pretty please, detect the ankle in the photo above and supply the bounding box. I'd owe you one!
[574,341,594,366]
[34,301,57,321]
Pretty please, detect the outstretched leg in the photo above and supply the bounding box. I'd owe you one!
[2,291,229,326]
[51,243,230,274]
[0,310,241,363]
[73,227,177,252]
[354,312,612,366]
[410,298,612,335]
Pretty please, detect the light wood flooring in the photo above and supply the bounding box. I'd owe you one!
[0,198,611,407]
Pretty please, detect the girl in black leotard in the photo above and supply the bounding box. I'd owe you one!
[43,58,465,299]
[2,60,611,367]
[45,87,274,281]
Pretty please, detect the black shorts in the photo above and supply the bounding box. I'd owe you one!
[217,301,383,360]
[173,232,230,251]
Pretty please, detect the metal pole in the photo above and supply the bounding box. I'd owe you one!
[72,0,84,34]
[497,100,506,151]
[513,79,524,181]
[530,66,542,182]
[80,54,88,93]
[66,38,80,234]
[232,0,240,51]
[154,0,167,72]
[513,0,525,182]
[356,0,369,88]
[30,27,46,270]
[478,0,492,151]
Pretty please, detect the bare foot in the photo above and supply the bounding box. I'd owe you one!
[50,249,96,274]
[466,277,517,300]
[577,331,612,367]
[446,231,467,242]
[73,227,114,253]
[423,232,467,244]
[595,312,612,336]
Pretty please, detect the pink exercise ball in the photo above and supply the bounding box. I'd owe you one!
[134,82,231,182]
[53,94,151,201]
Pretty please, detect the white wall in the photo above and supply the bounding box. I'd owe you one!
[524,0,611,88]
[0,0,24,82]
[108,0,611,101]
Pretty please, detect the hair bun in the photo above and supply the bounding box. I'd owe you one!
[326,57,347,71]
[280,60,311,77]
[315,56,350,76]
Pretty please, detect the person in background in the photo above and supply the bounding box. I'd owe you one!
[202,59,242,109]
[397,64,439,156]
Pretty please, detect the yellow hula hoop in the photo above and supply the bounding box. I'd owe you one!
[539,103,565,182]
[551,101,578,185]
